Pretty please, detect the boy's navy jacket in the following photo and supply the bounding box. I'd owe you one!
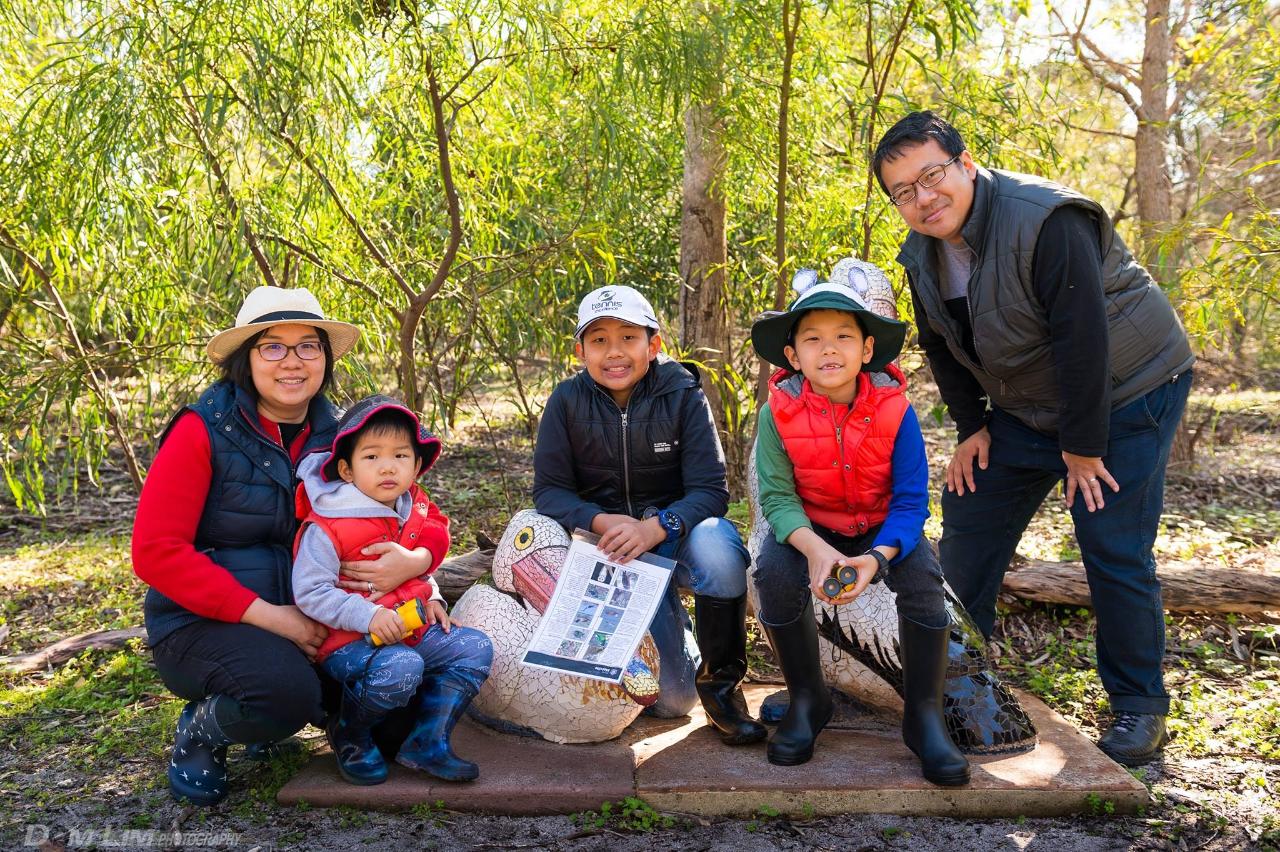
[533,355,730,532]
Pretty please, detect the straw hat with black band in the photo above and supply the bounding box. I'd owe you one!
[206,286,361,364]
[751,278,907,373]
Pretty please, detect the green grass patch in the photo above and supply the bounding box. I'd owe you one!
[0,643,173,770]
[0,534,140,652]
[571,796,675,832]
[1167,672,1280,759]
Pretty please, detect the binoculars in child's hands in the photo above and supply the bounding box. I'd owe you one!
[821,562,860,598]
[369,598,427,646]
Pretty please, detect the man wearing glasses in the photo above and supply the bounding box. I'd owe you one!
[873,111,1194,767]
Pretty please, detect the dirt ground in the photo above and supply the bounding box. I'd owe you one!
[0,371,1276,851]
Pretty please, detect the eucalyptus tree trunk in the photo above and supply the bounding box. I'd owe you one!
[680,60,740,491]
[1135,0,1173,276]
[679,94,735,474]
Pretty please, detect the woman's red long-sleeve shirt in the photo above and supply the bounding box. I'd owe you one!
[131,410,311,623]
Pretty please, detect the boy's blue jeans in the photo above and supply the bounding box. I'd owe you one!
[321,625,493,713]
[644,517,751,718]
[939,371,1191,716]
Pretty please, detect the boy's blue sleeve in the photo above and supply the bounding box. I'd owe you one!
[665,387,730,527]
[873,405,930,562]
[532,383,606,532]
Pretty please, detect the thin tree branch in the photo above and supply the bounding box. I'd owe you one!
[859,0,916,258]
[210,64,416,301]
[257,232,398,314]
[0,225,145,492]
[177,81,280,288]
[1062,120,1134,140]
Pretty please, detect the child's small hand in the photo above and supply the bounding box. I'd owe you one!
[830,554,879,605]
[424,599,451,633]
[598,518,667,564]
[369,607,407,646]
[805,541,852,605]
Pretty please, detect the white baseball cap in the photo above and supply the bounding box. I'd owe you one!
[574,285,660,338]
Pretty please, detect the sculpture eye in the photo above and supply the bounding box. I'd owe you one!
[514,526,534,550]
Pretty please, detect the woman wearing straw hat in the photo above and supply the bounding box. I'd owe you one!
[132,285,414,806]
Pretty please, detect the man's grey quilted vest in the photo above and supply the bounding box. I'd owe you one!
[898,168,1194,434]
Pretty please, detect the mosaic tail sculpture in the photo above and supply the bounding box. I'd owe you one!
[747,258,1037,755]
[451,510,661,744]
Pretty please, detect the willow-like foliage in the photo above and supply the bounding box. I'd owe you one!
[1,0,1276,509]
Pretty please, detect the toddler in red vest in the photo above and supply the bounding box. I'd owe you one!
[292,395,492,786]
[749,270,969,785]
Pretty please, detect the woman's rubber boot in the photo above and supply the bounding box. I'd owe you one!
[326,687,390,786]
[762,610,833,766]
[395,676,480,782]
[168,696,233,806]
[694,594,767,745]
[899,616,971,786]
[242,737,304,762]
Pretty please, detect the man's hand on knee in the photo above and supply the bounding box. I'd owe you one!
[947,427,990,496]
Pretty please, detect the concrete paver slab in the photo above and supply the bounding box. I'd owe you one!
[278,685,1147,817]
[635,685,1148,817]
[276,717,635,814]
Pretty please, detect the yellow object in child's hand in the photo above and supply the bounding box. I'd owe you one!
[821,562,860,599]
[370,598,427,646]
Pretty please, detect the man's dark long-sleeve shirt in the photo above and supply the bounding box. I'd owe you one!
[912,205,1110,455]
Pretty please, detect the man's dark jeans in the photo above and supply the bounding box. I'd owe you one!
[939,371,1192,715]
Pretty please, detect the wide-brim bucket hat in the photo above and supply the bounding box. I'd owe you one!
[320,395,442,482]
[751,274,907,373]
[206,285,361,364]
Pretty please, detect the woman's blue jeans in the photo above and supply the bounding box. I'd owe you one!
[939,371,1191,715]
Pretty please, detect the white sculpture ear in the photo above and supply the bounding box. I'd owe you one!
[791,268,819,296]
[831,256,899,321]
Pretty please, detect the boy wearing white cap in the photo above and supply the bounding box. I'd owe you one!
[532,286,766,746]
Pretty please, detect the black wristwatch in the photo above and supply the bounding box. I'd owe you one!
[864,548,891,578]
[642,507,683,543]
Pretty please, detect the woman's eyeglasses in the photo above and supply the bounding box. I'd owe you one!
[254,341,324,361]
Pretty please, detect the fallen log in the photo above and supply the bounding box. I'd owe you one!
[1002,556,1280,613]
[1,627,146,674]
[434,546,496,603]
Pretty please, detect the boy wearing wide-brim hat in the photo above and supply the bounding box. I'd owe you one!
[749,273,970,785]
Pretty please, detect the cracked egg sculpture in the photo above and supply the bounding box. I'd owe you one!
[451,509,662,743]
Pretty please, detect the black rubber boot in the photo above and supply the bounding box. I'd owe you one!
[694,594,768,745]
[327,687,390,786]
[168,696,233,806]
[762,610,833,766]
[395,676,480,782]
[899,616,971,786]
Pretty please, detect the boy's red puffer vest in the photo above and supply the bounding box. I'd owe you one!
[296,484,448,662]
[768,364,910,536]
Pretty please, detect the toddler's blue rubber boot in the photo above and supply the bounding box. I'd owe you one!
[395,675,479,782]
[327,686,390,785]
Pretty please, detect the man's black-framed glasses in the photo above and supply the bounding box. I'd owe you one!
[254,341,324,361]
[888,154,962,207]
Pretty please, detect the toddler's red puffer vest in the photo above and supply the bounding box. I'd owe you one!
[295,484,447,662]
[767,364,910,537]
